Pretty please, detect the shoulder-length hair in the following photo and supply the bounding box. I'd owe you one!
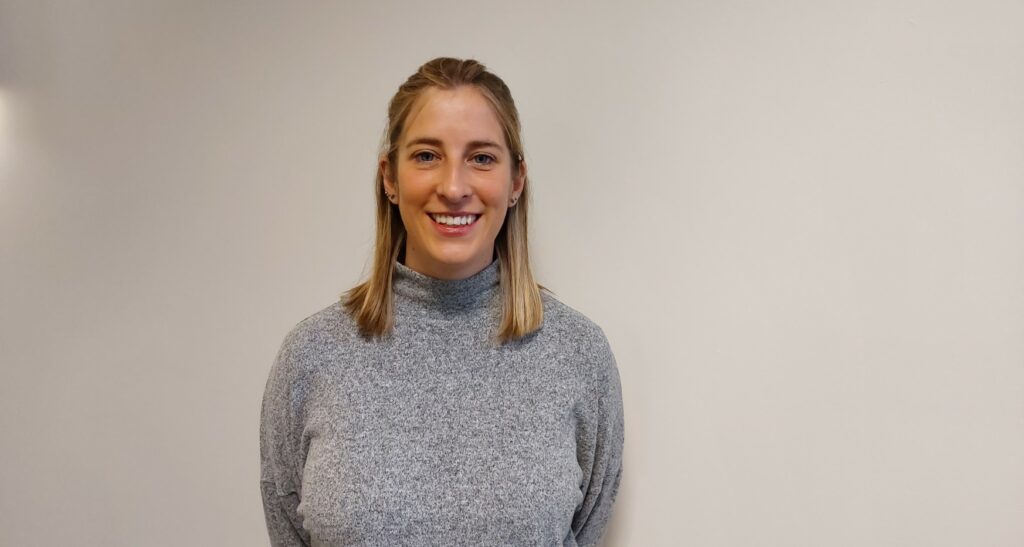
[341,57,543,344]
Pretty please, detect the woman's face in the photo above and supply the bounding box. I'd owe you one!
[382,85,526,280]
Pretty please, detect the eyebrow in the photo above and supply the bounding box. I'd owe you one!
[404,136,503,151]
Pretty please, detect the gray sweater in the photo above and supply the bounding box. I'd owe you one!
[259,257,624,546]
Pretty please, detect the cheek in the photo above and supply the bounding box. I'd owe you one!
[395,198,424,228]
[482,205,509,230]
[480,178,514,202]
[396,176,434,210]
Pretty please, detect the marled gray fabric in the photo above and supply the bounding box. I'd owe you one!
[259,257,624,546]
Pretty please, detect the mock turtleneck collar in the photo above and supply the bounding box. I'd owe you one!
[392,258,501,315]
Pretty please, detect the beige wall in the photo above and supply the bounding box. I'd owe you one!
[1,1,1022,545]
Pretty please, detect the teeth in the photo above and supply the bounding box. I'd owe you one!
[431,214,477,226]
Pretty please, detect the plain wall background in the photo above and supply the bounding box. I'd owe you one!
[1,1,1022,545]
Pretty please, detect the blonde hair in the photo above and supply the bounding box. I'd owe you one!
[342,57,543,344]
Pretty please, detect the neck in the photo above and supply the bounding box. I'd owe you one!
[392,256,501,318]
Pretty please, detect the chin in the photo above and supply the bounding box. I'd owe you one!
[428,243,477,262]
[433,252,479,266]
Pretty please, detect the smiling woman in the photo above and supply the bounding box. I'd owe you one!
[259,57,624,547]
[380,85,526,281]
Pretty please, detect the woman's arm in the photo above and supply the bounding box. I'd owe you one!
[571,328,626,547]
[260,481,308,546]
[259,330,312,546]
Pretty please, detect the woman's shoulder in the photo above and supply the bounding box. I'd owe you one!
[274,300,362,365]
[536,290,621,404]
[538,289,615,363]
[539,288,604,333]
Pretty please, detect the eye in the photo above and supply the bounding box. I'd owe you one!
[413,150,438,162]
[471,154,495,166]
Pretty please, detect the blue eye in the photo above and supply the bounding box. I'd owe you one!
[472,154,495,166]
[414,151,438,162]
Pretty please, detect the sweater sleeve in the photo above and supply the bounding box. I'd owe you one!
[260,329,312,546]
[571,327,625,547]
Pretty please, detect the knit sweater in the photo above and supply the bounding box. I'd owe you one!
[259,257,624,547]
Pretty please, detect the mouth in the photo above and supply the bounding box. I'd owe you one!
[427,213,481,227]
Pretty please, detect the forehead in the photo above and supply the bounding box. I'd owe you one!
[401,86,505,148]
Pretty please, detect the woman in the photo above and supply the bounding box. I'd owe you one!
[260,57,624,547]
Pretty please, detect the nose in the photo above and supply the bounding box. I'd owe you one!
[437,161,471,202]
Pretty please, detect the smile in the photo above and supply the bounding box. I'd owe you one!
[428,213,480,226]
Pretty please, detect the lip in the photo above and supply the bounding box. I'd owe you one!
[427,211,482,216]
[426,212,480,237]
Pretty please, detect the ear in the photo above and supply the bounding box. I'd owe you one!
[380,155,397,197]
[511,157,527,201]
